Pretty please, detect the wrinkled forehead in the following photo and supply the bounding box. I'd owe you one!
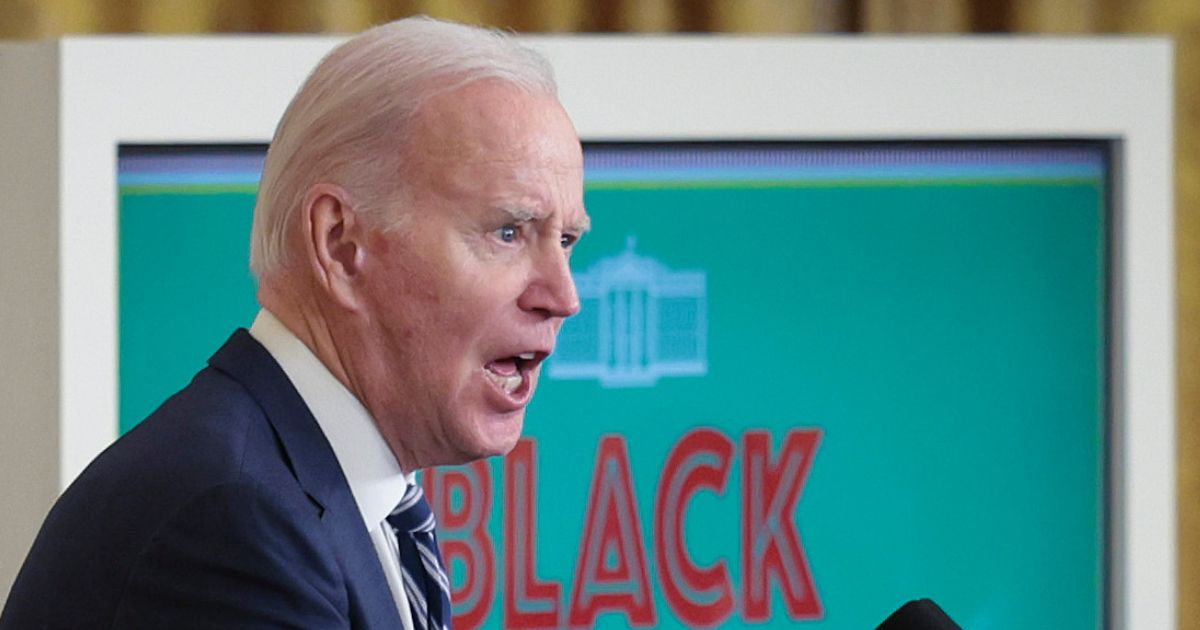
[402,79,581,167]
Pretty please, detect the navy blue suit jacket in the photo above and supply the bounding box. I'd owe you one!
[1,330,404,629]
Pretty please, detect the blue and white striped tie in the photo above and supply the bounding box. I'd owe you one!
[387,484,453,630]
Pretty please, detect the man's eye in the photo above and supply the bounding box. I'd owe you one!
[560,233,578,249]
[497,224,518,243]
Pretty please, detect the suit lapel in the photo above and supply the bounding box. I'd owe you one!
[208,330,402,629]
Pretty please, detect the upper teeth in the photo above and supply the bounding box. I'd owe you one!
[517,352,536,360]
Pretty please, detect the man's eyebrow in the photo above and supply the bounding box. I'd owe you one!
[571,213,593,234]
[497,204,541,223]
[499,203,589,233]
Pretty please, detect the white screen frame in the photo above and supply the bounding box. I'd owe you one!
[33,35,1177,627]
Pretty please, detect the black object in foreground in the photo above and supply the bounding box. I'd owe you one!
[875,599,963,630]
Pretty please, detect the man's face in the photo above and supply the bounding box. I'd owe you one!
[352,80,588,470]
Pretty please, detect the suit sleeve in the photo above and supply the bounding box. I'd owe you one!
[112,480,350,629]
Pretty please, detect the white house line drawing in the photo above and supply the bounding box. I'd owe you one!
[550,236,707,388]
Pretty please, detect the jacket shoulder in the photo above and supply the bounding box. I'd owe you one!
[1,363,322,628]
[113,478,349,628]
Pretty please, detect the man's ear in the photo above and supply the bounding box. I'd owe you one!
[302,183,365,310]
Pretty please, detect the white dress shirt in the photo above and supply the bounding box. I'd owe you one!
[250,309,415,630]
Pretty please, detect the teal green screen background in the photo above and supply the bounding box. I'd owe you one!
[119,191,260,432]
[119,143,1106,629]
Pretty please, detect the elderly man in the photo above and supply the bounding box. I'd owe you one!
[0,16,586,630]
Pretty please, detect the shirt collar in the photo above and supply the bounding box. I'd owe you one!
[249,309,413,530]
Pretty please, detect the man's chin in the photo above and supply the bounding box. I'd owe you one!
[472,411,525,458]
[428,409,525,467]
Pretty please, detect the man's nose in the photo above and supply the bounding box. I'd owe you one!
[518,242,580,319]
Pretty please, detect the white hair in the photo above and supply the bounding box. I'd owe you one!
[249,16,558,280]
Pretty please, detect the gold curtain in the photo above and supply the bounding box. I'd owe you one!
[3,0,1198,625]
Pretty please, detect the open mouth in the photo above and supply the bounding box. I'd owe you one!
[484,352,548,396]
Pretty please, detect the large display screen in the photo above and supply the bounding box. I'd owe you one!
[118,140,1109,629]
